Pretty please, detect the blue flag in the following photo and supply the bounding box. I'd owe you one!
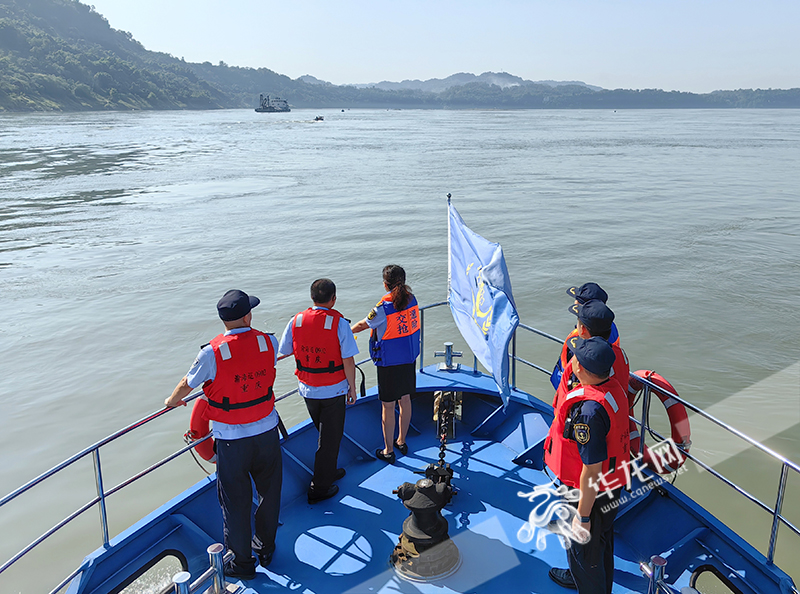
[447,201,519,406]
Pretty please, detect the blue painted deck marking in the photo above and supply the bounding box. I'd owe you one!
[62,365,797,594]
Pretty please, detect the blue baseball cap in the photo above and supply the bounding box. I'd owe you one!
[566,282,608,304]
[569,336,616,377]
[568,299,615,335]
[217,289,260,321]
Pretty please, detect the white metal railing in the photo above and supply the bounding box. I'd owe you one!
[0,357,298,594]
[624,372,800,565]
[1,301,798,593]
[505,314,800,567]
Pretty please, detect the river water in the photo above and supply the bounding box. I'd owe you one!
[1,108,799,591]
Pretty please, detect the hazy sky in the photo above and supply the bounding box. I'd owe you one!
[86,0,799,93]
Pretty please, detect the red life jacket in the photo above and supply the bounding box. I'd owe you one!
[552,358,575,409]
[553,341,630,408]
[551,323,621,390]
[544,380,631,491]
[559,327,622,370]
[202,329,276,424]
[291,307,347,386]
[558,328,580,370]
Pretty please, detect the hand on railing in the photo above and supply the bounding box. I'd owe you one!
[165,376,192,408]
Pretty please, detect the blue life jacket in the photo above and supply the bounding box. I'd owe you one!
[369,293,421,367]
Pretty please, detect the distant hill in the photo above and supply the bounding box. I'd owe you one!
[353,72,603,93]
[0,0,234,110]
[1,0,798,112]
[0,0,311,111]
[297,74,332,86]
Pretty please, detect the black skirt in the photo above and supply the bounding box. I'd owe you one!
[376,362,416,402]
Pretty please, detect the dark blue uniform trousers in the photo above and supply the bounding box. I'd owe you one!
[216,426,282,571]
[567,494,619,594]
[304,394,346,494]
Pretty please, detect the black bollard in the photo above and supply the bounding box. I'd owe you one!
[390,478,461,581]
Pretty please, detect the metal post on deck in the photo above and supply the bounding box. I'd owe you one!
[511,330,517,390]
[92,449,110,546]
[766,463,789,564]
[651,555,666,585]
[172,571,191,594]
[419,307,425,371]
[208,543,225,593]
[641,555,668,594]
[639,385,651,457]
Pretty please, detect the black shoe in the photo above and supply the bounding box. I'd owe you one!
[223,559,256,580]
[308,484,339,504]
[548,567,577,589]
[257,551,273,568]
[394,441,408,455]
[334,468,346,482]
[251,537,273,568]
[376,449,396,464]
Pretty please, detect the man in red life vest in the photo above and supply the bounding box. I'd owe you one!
[545,337,631,593]
[278,279,358,503]
[165,290,282,580]
[553,300,630,410]
[551,283,620,389]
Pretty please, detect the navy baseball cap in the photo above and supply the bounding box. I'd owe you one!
[569,336,616,377]
[566,282,608,304]
[568,299,615,335]
[217,289,260,321]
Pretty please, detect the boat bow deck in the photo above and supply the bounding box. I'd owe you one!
[40,364,800,594]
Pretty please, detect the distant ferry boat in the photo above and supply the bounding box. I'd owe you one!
[255,94,290,113]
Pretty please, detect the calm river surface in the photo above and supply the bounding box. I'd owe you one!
[1,108,799,591]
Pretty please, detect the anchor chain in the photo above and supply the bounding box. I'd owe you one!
[437,391,452,467]
[427,391,456,485]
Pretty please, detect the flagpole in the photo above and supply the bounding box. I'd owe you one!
[446,193,452,299]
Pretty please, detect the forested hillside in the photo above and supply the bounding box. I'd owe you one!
[1,0,798,112]
[0,0,233,110]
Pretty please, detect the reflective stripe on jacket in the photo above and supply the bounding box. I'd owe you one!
[544,380,631,491]
[202,329,276,424]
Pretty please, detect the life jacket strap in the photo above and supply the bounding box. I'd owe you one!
[295,360,345,374]
[207,386,274,412]
[355,364,366,398]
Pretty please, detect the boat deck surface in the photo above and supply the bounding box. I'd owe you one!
[66,366,794,594]
[235,430,649,593]
[223,369,655,594]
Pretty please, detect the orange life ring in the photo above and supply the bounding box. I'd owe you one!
[628,370,690,474]
[185,397,216,463]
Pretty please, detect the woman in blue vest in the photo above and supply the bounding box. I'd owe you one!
[352,265,421,463]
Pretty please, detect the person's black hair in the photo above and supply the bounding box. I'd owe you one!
[383,265,412,311]
[578,318,612,341]
[590,328,612,341]
[311,278,336,304]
